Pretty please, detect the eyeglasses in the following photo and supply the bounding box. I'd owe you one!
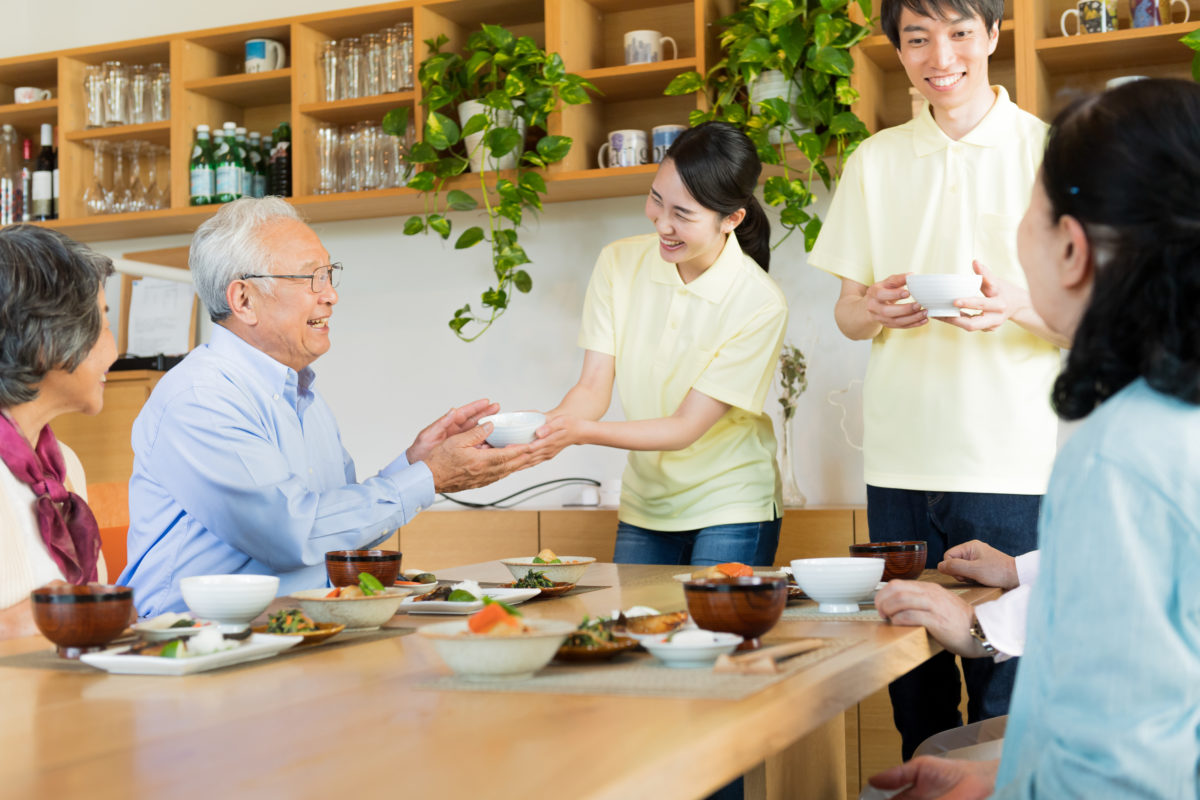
[240,263,343,293]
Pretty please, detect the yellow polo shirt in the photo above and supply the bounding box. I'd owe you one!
[809,87,1060,494]
[579,232,787,530]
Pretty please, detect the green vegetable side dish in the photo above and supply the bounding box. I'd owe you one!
[531,556,562,564]
[447,589,479,602]
[483,596,522,616]
[563,615,615,648]
[160,639,185,658]
[414,572,437,584]
[357,572,385,596]
[514,569,555,589]
[265,609,318,634]
[168,618,198,629]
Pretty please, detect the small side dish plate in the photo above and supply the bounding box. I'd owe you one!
[554,635,639,662]
[250,622,345,646]
[399,588,541,615]
[508,581,575,598]
[641,631,743,668]
[79,634,300,675]
[132,618,216,642]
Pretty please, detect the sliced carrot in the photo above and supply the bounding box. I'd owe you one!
[468,602,511,634]
[717,562,754,577]
[325,587,341,598]
[394,581,424,586]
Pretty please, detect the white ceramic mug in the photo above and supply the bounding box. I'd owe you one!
[13,86,51,104]
[245,38,287,73]
[624,30,678,65]
[1061,0,1117,35]
[597,129,648,169]
[651,124,687,163]
[1131,0,1190,26]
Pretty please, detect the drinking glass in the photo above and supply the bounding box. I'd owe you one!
[340,38,363,100]
[103,61,129,127]
[109,142,131,212]
[83,65,107,129]
[149,64,170,122]
[83,140,112,215]
[129,65,150,125]
[337,126,353,192]
[317,40,340,102]
[126,140,148,211]
[344,123,363,191]
[382,28,401,93]
[396,23,414,91]
[143,143,169,209]
[363,33,384,97]
[359,122,383,190]
[315,122,340,194]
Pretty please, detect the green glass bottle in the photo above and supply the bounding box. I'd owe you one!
[213,122,242,203]
[188,125,215,206]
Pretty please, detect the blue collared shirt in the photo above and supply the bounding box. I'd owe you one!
[119,326,434,616]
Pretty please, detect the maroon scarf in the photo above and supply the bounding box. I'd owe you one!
[0,413,100,584]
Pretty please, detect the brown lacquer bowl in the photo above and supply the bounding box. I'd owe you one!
[848,541,928,582]
[325,549,401,587]
[31,584,134,659]
[683,576,788,650]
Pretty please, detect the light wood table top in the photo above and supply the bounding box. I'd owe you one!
[0,564,998,800]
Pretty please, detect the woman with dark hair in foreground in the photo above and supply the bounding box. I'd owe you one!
[869,78,1200,799]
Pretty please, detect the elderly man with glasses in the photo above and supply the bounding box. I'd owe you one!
[121,198,538,616]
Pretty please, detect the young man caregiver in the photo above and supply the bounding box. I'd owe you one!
[808,0,1068,760]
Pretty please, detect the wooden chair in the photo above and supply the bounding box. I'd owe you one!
[86,481,129,580]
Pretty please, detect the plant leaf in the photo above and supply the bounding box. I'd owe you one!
[382,106,411,138]
[809,46,854,77]
[406,171,436,191]
[665,71,706,95]
[446,189,478,210]
[829,110,868,136]
[513,270,533,292]
[455,226,485,249]
[425,111,461,149]
[485,126,523,158]
[427,214,452,239]
[536,135,572,162]
[403,216,426,235]
[460,112,488,139]
[519,171,547,194]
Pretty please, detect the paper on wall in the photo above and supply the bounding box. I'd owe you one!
[126,276,195,356]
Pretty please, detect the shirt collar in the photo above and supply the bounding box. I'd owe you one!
[912,85,1015,157]
[209,325,317,411]
[648,232,746,303]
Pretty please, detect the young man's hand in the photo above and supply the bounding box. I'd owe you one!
[938,539,1020,589]
[868,755,998,799]
[874,581,987,657]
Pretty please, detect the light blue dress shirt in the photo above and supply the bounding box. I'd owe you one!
[994,380,1200,798]
[119,326,434,616]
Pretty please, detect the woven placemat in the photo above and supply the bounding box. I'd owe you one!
[478,582,608,599]
[783,588,970,622]
[0,626,415,675]
[419,636,863,700]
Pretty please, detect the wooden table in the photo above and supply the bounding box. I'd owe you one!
[0,565,997,800]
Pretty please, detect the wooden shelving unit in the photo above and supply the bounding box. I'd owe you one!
[0,0,1194,240]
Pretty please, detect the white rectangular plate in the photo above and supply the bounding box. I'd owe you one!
[398,587,540,615]
[79,634,300,675]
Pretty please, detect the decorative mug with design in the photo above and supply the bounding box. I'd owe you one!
[652,124,687,163]
[1061,0,1117,34]
[597,129,648,169]
[13,87,52,104]
[623,30,678,65]
[245,38,287,73]
[1131,0,1190,26]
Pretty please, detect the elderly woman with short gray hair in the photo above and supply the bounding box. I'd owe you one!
[0,225,116,639]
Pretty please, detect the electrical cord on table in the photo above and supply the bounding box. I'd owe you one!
[436,477,601,509]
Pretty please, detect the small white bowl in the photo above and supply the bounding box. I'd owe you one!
[479,412,545,447]
[790,557,883,614]
[905,274,983,317]
[179,574,279,631]
[418,618,575,680]
[500,556,595,585]
[289,587,411,631]
[641,630,743,668]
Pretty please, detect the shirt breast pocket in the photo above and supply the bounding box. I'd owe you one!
[973,213,1024,285]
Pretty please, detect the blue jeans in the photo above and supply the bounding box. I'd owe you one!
[867,486,1040,760]
[613,518,781,567]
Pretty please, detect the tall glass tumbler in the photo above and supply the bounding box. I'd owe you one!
[83,65,107,129]
[358,122,383,190]
[318,40,340,102]
[149,64,170,122]
[363,33,384,97]
[339,38,363,100]
[129,65,150,125]
[396,23,414,90]
[314,123,340,195]
[103,61,129,127]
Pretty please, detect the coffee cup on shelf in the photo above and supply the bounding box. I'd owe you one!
[651,124,687,163]
[245,38,287,73]
[598,129,648,169]
[13,87,51,104]
[623,30,678,65]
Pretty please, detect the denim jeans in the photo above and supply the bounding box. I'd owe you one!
[613,518,782,567]
[866,486,1040,760]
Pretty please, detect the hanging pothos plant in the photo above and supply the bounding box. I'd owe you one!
[383,24,595,341]
[665,0,873,251]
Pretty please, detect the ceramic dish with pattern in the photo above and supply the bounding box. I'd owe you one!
[79,633,300,675]
[251,621,345,646]
[398,587,540,615]
[640,629,743,668]
[554,635,639,662]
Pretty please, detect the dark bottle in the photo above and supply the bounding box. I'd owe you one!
[268,122,291,197]
[31,123,55,221]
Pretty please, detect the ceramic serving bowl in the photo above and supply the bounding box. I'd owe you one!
[790,558,883,614]
[499,556,595,585]
[683,576,788,650]
[289,587,411,630]
[418,618,575,681]
[479,412,545,447]
[905,274,983,317]
[179,574,279,631]
[849,541,928,581]
[325,549,401,588]
[641,630,744,667]
[31,584,134,659]
[252,621,346,646]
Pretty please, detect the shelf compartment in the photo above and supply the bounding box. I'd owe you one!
[65,120,171,146]
[298,92,415,125]
[580,59,698,103]
[184,69,293,107]
[0,99,59,130]
[1035,22,1199,70]
[858,19,1017,71]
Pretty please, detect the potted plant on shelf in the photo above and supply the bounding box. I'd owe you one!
[384,25,595,341]
[777,342,809,508]
[1183,29,1200,81]
[665,0,873,251]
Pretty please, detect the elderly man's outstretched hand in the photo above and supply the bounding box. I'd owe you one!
[868,756,998,800]
[424,422,535,492]
[406,399,500,465]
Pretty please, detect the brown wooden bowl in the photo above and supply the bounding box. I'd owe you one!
[683,577,788,650]
[324,549,401,588]
[31,584,134,659]
[848,541,928,581]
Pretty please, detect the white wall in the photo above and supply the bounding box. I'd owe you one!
[9,1,871,507]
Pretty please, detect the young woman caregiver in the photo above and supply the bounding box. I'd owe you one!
[532,121,788,567]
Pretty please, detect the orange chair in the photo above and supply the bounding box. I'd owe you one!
[86,482,129,580]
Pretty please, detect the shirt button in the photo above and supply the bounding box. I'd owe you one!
[273,394,280,400]
[670,320,679,329]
